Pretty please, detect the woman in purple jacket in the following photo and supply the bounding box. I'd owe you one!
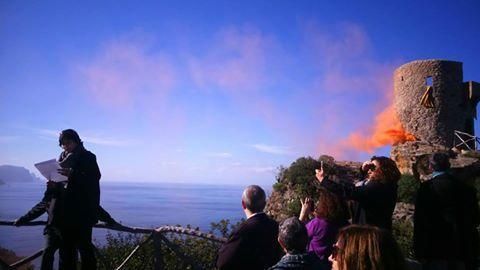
[299,188,349,264]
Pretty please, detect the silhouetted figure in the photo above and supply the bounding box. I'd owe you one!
[57,129,101,270]
[414,152,480,270]
[269,217,328,270]
[217,185,282,270]
[14,181,117,270]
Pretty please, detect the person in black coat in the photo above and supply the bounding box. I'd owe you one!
[14,181,118,270]
[57,129,102,270]
[414,152,480,270]
[217,185,283,270]
[315,156,401,230]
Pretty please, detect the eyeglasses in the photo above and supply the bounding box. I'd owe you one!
[331,244,342,260]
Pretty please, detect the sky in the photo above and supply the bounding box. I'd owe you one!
[1,0,479,185]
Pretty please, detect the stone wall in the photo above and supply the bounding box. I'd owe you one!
[393,59,474,147]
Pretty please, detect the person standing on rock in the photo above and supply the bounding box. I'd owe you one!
[314,156,401,230]
[216,185,283,270]
[56,129,101,270]
[413,152,480,270]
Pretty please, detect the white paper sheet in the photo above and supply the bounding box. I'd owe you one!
[34,159,68,182]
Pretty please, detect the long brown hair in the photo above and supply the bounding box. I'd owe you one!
[314,187,348,223]
[335,225,405,270]
[371,156,401,184]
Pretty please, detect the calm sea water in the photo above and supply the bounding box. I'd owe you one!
[0,181,265,267]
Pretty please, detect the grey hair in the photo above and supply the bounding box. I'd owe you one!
[278,217,308,253]
[242,185,266,213]
[430,152,451,171]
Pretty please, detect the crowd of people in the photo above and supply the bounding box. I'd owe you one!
[217,154,480,270]
[12,129,480,270]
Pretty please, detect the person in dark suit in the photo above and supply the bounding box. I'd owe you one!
[414,152,480,270]
[57,129,102,270]
[217,185,282,270]
[14,181,118,270]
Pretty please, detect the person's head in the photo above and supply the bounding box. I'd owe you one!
[368,156,401,183]
[330,225,405,270]
[429,152,450,172]
[314,188,348,223]
[58,129,82,153]
[277,217,308,254]
[241,185,266,214]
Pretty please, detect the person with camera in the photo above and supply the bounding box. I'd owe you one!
[314,156,401,230]
[298,188,349,267]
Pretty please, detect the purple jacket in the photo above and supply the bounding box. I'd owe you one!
[305,217,343,261]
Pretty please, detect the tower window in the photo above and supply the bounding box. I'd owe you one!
[425,76,433,86]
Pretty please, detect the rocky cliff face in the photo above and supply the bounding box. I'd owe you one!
[265,155,362,221]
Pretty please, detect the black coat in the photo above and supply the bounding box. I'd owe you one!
[61,145,101,227]
[413,173,480,262]
[320,178,397,230]
[17,182,115,232]
[216,213,283,270]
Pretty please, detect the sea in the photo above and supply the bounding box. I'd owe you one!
[0,181,265,268]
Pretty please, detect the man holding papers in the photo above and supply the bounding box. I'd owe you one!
[56,129,102,270]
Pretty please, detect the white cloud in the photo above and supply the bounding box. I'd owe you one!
[249,166,276,173]
[32,128,137,147]
[251,144,291,155]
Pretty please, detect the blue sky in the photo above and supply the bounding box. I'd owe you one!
[1,0,479,185]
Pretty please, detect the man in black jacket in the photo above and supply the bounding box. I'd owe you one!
[57,129,102,270]
[414,152,480,270]
[217,185,282,270]
[14,181,118,270]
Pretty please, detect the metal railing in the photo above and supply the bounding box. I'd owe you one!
[0,221,227,270]
[453,130,480,151]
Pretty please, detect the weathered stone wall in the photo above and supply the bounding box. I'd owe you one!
[394,59,472,147]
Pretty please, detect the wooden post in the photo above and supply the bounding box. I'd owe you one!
[153,232,164,270]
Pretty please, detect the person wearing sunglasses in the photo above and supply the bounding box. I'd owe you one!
[315,156,401,230]
[329,225,406,270]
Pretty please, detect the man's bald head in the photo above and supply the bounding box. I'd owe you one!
[242,185,266,213]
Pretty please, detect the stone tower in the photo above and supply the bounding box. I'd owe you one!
[393,59,479,148]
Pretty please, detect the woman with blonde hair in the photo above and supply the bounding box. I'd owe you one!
[330,225,406,270]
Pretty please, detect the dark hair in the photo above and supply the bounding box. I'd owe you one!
[315,187,349,223]
[242,185,266,213]
[371,156,401,183]
[58,129,82,146]
[429,152,450,171]
[336,225,406,270]
[278,217,308,253]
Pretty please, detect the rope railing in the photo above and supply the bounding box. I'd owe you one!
[0,220,227,270]
[453,130,480,151]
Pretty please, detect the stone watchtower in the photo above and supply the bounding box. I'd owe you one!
[393,59,479,147]
[391,59,480,175]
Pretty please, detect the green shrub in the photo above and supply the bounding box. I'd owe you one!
[96,219,242,270]
[272,182,286,193]
[392,220,414,259]
[397,174,420,204]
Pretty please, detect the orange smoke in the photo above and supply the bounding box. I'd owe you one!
[341,104,416,153]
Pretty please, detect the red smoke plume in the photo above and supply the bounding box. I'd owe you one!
[340,104,416,153]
